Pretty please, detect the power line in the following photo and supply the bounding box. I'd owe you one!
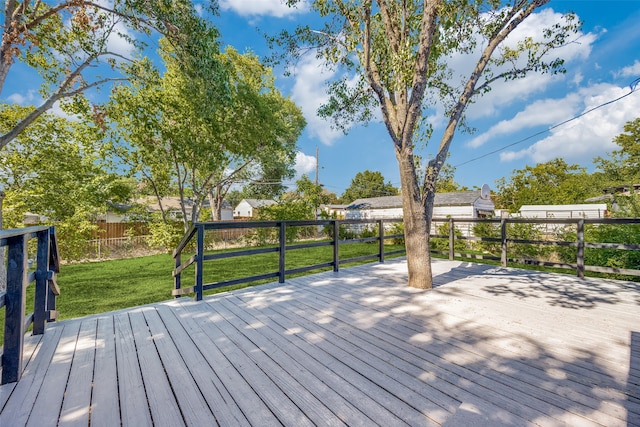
[454,78,640,168]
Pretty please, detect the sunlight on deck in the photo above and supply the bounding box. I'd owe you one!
[1,257,639,426]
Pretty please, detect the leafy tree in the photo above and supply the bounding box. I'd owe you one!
[294,174,331,215]
[107,43,304,231]
[0,0,221,150]
[277,1,579,288]
[593,118,640,186]
[342,170,398,203]
[495,159,599,212]
[0,104,131,259]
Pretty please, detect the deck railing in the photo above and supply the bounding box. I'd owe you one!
[172,219,404,301]
[173,217,640,300]
[434,217,640,279]
[0,226,60,384]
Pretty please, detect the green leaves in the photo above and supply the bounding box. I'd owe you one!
[341,170,398,203]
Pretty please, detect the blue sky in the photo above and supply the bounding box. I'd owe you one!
[212,0,640,196]
[4,1,640,198]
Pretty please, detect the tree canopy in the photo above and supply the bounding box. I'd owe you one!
[0,0,221,149]
[341,170,398,203]
[107,40,305,230]
[495,159,599,212]
[593,118,640,186]
[277,0,579,288]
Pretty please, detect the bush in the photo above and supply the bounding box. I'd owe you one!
[431,222,466,253]
[247,200,315,246]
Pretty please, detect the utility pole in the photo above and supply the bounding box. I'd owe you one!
[315,146,319,185]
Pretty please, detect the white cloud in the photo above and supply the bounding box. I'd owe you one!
[467,94,582,148]
[290,55,346,145]
[219,0,310,18]
[499,83,640,164]
[617,60,640,78]
[294,151,316,177]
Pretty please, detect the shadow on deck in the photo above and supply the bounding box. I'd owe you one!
[1,258,639,426]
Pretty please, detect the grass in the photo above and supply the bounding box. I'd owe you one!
[0,242,405,345]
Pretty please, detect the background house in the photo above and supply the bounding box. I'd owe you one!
[233,199,277,219]
[345,189,495,236]
[345,190,495,220]
[320,204,347,219]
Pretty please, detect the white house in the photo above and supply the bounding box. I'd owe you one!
[518,204,608,219]
[344,189,495,236]
[233,199,277,219]
[345,189,495,220]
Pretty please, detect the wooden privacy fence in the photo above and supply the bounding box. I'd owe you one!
[173,219,404,301]
[0,226,60,384]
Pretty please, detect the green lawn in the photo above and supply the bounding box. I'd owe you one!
[0,242,405,344]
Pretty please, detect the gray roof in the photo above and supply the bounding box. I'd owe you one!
[346,191,484,210]
[243,199,277,208]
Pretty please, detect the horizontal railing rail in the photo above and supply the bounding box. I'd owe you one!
[173,216,640,301]
[173,218,404,300]
[437,217,640,279]
[1,226,60,384]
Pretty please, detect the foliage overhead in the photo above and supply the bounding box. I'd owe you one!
[0,0,222,149]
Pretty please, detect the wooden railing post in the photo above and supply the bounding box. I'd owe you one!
[195,225,204,301]
[2,234,28,384]
[279,222,286,283]
[501,219,507,268]
[577,219,585,279]
[378,220,385,263]
[448,218,455,261]
[33,229,49,335]
[333,220,339,272]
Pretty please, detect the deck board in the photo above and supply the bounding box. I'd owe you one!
[1,257,640,426]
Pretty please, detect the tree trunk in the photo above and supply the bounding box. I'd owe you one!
[396,147,433,289]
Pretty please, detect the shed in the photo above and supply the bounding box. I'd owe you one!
[518,204,608,219]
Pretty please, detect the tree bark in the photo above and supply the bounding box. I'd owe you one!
[396,145,432,289]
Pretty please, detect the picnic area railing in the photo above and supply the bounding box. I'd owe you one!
[172,219,404,301]
[0,226,60,384]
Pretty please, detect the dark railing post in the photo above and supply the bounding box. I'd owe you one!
[448,218,455,261]
[279,222,286,283]
[577,219,585,279]
[333,220,339,272]
[33,229,49,335]
[2,234,28,384]
[174,251,182,298]
[501,219,507,267]
[195,225,204,301]
[47,227,58,319]
[378,220,385,263]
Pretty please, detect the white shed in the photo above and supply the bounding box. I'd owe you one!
[518,204,608,219]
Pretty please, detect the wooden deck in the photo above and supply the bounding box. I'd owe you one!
[1,258,640,426]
